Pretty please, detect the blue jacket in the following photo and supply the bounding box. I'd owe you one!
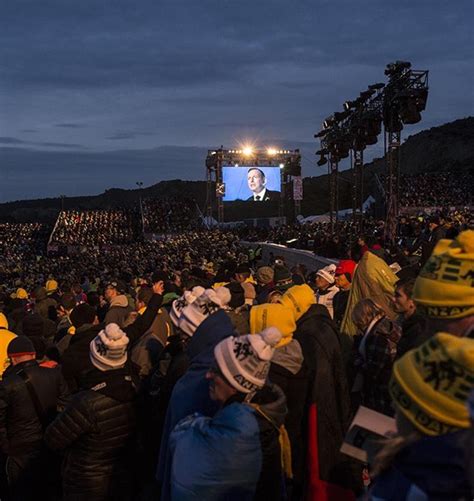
[156,310,235,496]
[368,430,471,500]
[168,384,287,500]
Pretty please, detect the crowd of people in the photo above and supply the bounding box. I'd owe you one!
[398,171,474,208]
[50,210,141,246]
[0,209,472,499]
[142,197,198,234]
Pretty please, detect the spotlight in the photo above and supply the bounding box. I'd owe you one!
[334,110,350,122]
[279,163,284,168]
[267,148,277,156]
[359,89,375,100]
[323,115,335,129]
[344,100,358,111]
[314,130,328,138]
[368,83,385,90]
[242,146,253,156]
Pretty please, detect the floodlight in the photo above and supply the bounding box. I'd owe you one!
[368,83,385,90]
[279,163,284,168]
[323,115,335,129]
[314,130,328,138]
[267,148,278,156]
[242,146,253,156]
[334,110,350,122]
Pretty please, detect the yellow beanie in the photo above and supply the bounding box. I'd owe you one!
[390,333,474,436]
[16,288,28,300]
[0,313,8,330]
[279,284,315,321]
[413,230,474,319]
[250,303,296,348]
[46,279,58,293]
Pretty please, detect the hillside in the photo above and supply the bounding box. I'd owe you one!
[1,117,472,222]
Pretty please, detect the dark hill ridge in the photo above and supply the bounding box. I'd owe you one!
[1,117,472,222]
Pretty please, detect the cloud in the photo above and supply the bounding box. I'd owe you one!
[0,136,85,149]
[106,132,138,140]
[55,123,86,128]
[0,137,26,144]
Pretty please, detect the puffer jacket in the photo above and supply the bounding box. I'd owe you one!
[44,368,138,500]
[168,384,287,500]
[0,360,69,457]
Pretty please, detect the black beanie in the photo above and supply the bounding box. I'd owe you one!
[70,303,96,328]
[8,336,36,357]
[224,282,245,309]
[22,313,44,337]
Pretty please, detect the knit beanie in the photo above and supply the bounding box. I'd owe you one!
[214,327,282,393]
[335,260,357,283]
[279,284,316,321]
[256,266,274,285]
[178,287,231,337]
[46,279,58,293]
[70,303,97,328]
[224,282,245,309]
[390,333,474,436]
[250,303,296,348]
[412,230,474,319]
[89,323,129,371]
[316,264,337,285]
[22,313,44,337]
[16,288,28,300]
[170,286,205,327]
[7,336,36,357]
[274,265,293,291]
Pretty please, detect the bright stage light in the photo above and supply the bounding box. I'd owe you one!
[279,163,284,168]
[242,146,253,156]
[267,148,277,156]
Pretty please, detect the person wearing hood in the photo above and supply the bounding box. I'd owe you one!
[33,286,57,321]
[61,280,164,391]
[156,288,235,500]
[167,328,288,500]
[280,285,360,500]
[250,301,308,497]
[312,264,339,319]
[0,313,16,378]
[45,325,138,500]
[368,333,473,500]
[104,280,133,328]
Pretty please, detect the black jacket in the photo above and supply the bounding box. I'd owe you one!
[295,304,359,493]
[61,293,163,391]
[246,189,280,202]
[0,360,69,457]
[45,369,138,500]
[396,312,430,360]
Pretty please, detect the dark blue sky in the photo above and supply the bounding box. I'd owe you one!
[1,0,473,201]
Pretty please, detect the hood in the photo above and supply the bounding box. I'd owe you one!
[79,367,138,402]
[34,287,47,302]
[250,383,288,428]
[271,339,304,375]
[395,430,471,498]
[186,310,234,364]
[109,295,129,308]
[298,303,333,324]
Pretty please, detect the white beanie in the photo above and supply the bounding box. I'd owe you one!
[170,286,205,327]
[90,323,129,371]
[214,327,282,393]
[178,287,231,337]
[316,264,336,284]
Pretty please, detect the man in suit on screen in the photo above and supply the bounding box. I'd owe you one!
[246,168,280,202]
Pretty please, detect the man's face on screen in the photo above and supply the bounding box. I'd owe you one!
[247,169,265,193]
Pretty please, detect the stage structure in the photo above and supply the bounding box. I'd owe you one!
[315,61,428,240]
[205,147,301,223]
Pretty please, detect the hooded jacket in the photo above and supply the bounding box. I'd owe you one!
[368,430,471,500]
[104,295,133,328]
[168,384,287,500]
[44,368,138,500]
[156,310,235,498]
[0,314,16,378]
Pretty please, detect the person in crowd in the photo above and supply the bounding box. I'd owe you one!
[368,333,473,500]
[167,327,288,500]
[54,292,76,350]
[246,167,280,202]
[223,282,251,335]
[351,298,401,415]
[333,259,357,328]
[312,264,338,319]
[45,325,137,500]
[45,279,61,303]
[280,285,361,499]
[250,302,307,495]
[0,314,16,378]
[421,214,447,265]
[33,286,57,320]
[0,336,68,500]
[412,229,473,339]
[156,289,234,499]
[273,263,294,292]
[104,280,133,327]
[393,277,429,359]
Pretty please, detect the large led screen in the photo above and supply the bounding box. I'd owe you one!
[222,166,281,202]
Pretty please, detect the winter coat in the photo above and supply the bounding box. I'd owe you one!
[354,316,401,416]
[0,326,16,378]
[333,289,350,329]
[368,430,471,500]
[156,310,235,499]
[316,285,339,319]
[44,368,138,501]
[104,295,133,327]
[226,307,250,335]
[0,360,69,458]
[61,293,162,391]
[168,384,287,500]
[269,339,308,490]
[294,304,359,500]
[395,312,430,360]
